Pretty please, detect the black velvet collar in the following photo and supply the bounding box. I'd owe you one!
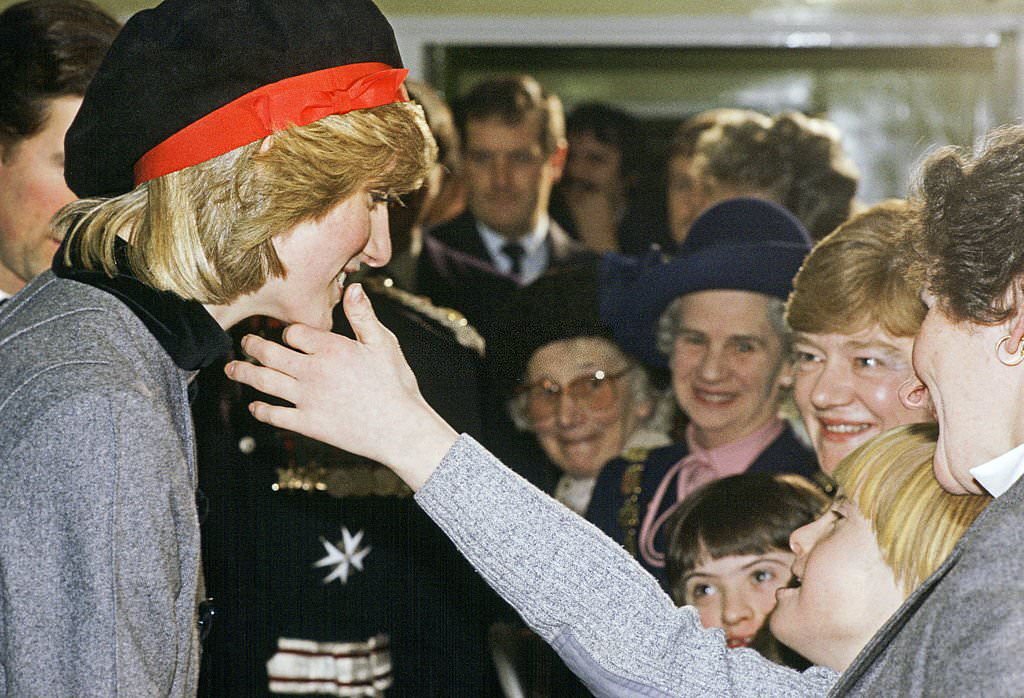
[53,238,231,371]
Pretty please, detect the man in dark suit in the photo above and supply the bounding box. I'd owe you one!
[417,74,594,342]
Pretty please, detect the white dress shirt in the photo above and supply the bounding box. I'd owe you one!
[477,215,550,285]
[970,441,1024,497]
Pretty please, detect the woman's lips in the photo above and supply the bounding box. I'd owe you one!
[693,388,738,406]
[818,418,874,442]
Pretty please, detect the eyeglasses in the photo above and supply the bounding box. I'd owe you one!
[517,367,632,422]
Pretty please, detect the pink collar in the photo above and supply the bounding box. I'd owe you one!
[683,418,785,481]
[638,417,785,568]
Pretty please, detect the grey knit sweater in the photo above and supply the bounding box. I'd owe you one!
[415,435,839,697]
[0,273,200,696]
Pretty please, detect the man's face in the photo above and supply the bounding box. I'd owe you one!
[562,130,626,202]
[462,113,565,239]
[0,95,82,294]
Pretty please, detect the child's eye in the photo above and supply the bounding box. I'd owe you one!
[752,569,775,584]
[688,583,715,600]
[855,356,881,369]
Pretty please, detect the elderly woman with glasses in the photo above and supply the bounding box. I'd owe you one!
[491,267,670,516]
[586,198,823,587]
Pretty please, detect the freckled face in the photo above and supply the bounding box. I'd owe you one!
[0,96,82,294]
[683,550,794,649]
[793,327,931,474]
[261,191,391,330]
[669,290,788,449]
[771,496,904,672]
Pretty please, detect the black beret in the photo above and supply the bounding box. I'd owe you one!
[65,0,402,198]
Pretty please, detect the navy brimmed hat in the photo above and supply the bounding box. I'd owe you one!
[599,197,812,367]
[65,0,408,198]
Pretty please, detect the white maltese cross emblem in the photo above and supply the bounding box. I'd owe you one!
[313,527,371,584]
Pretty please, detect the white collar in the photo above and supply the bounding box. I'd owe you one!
[0,288,12,301]
[477,214,549,261]
[970,442,1024,497]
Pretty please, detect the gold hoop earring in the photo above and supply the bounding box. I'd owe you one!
[996,335,1024,366]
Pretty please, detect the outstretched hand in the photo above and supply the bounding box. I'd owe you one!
[225,283,458,490]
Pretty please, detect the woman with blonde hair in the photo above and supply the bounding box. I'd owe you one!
[786,199,934,473]
[0,1,433,694]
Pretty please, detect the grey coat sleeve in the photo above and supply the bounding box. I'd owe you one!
[0,388,199,696]
[415,435,839,698]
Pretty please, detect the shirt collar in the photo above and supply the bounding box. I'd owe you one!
[52,237,230,371]
[970,442,1024,497]
[477,214,550,263]
[684,417,786,479]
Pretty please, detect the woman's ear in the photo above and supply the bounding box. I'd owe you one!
[898,375,932,413]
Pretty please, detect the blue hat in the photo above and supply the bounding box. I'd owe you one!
[599,197,812,367]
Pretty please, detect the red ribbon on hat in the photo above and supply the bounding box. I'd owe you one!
[133,62,409,186]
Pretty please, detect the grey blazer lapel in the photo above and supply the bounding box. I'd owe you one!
[829,541,964,695]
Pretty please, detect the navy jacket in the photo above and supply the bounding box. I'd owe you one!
[585,424,820,588]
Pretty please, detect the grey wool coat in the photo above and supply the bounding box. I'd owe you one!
[416,435,1022,697]
[0,272,201,696]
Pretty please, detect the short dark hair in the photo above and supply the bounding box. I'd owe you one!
[665,472,829,606]
[566,101,642,180]
[455,74,564,155]
[909,124,1024,325]
[0,0,118,151]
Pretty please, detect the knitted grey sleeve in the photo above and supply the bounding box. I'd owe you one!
[415,435,839,698]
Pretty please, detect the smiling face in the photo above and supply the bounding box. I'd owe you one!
[0,95,82,294]
[793,326,932,474]
[771,495,903,672]
[684,550,794,649]
[462,113,564,239]
[669,290,788,449]
[911,291,1012,494]
[245,190,390,330]
[525,337,649,478]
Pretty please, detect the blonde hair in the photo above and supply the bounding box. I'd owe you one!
[833,423,991,596]
[57,101,435,304]
[786,199,924,338]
